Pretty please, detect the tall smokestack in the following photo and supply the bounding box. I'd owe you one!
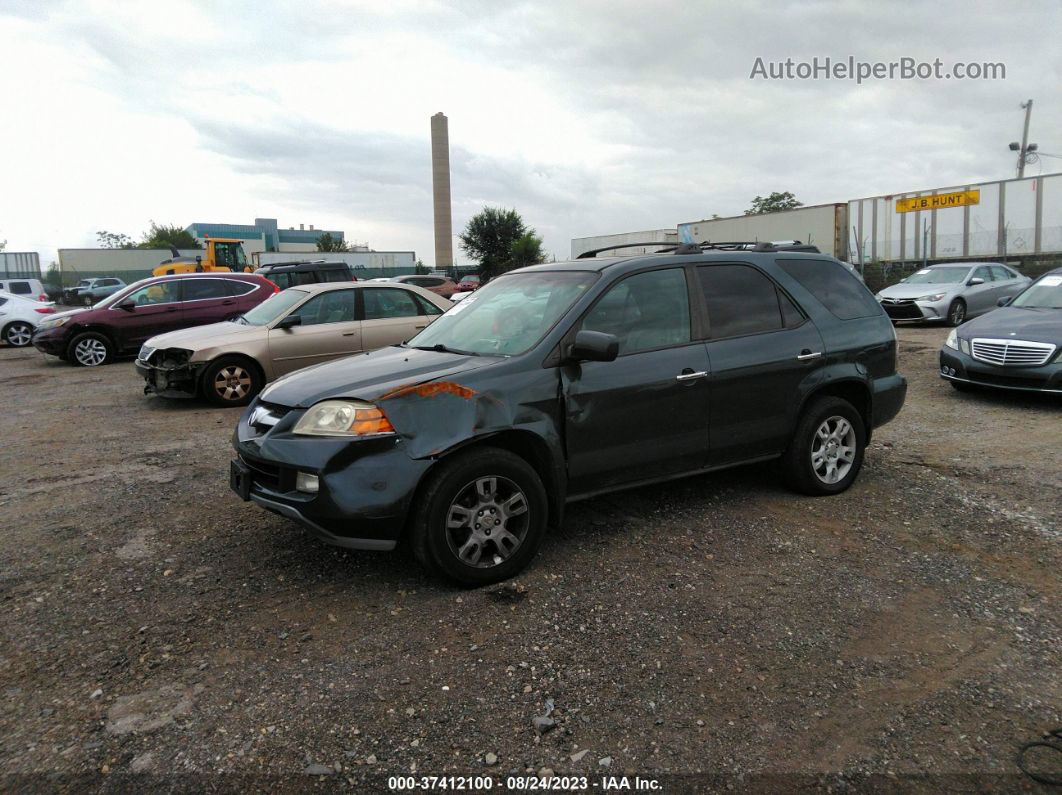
[430,112,453,267]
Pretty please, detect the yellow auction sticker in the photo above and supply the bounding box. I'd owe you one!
[895,190,980,213]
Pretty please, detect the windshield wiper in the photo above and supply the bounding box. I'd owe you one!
[411,343,479,356]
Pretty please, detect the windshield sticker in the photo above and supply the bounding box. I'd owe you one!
[915,269,930,275]
[447,294,478,314]
[1039,275,1062,286]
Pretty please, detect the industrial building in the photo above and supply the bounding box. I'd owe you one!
[575,171,1062,268]
[184,218,346,255]
[571,229,679,259]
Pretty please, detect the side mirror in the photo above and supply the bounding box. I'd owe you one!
[116,299,136,311]
[275,314,302,330]
[968,277,985,286]
[997,296,1012,307]
[568,330,619,363]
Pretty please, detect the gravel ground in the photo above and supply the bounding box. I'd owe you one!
[0,326,1059,792]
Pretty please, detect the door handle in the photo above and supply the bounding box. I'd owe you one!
[675,370,708,381]
[342,332,356,336]
[222,299,235,305]
[797,350,822,360]
[166,306,178,312]
[414,324,427,330]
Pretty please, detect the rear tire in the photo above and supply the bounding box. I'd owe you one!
[781,396,866,496]
[946,299,966,326]
[68,332,113,367]
[3,321,34,347]
[410,447,548,586]
[202,356,263,407]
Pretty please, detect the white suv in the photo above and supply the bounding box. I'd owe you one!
[0,278,47,304]
[0,290,56,346]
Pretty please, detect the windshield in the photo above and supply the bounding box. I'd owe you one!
[1010,274,1062,309]
[407,271,596,356]
[241,288,308,326]
[91,277,153,308]
[903,267,969,285]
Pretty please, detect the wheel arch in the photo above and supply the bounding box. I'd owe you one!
[199,352,266,396]
[797,378,873,441]
[405,429,566,538]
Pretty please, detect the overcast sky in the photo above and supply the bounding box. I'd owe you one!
[2,0,1060,266]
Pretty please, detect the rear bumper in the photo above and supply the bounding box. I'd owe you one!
[939,348,1062,393]
[871,373,907,428]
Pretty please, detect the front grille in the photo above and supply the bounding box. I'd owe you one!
[239,454,291,492]
[880,299,924,319]
[249,402,291,435]
[971,338,1055,367]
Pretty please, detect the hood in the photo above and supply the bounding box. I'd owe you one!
[259,346,497,408]
[878,283,959,300]
[957,306,1062,345]
[147,321,264,350]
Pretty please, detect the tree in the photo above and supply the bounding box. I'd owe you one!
[140,221,200,250]
[0,238,6,252]
[745,192,803,215]
[96,230,136,249]
[414,258,429,275]
[316,232,349,252]
[509,232,546,270]
[459,207,537,279]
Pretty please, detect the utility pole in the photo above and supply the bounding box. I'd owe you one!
[1010,100,1035,178]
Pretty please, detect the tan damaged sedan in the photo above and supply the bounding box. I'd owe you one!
[134,282,452,406]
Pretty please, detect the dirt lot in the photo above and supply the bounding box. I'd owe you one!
[1,326,1059,791]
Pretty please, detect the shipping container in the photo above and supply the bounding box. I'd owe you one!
[0,251,42,280]
[251,250,417,270]
[677,204,849,259]
[571,229,679,259]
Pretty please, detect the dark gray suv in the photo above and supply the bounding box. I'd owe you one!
[231,245,906,584]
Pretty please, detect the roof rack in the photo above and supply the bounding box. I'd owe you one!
[575,242,680,259]
[575,240,821,259]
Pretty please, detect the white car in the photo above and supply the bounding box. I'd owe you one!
[0,278,48,303]
[0,289,56,346]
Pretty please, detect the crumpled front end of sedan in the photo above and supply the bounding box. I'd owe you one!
[135,345,205,398]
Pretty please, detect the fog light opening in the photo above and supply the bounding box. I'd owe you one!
[296,472,319,494]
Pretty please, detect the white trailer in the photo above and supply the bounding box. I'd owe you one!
[252,250,416,270]
[571,229,678,259]
[678,204,849,259]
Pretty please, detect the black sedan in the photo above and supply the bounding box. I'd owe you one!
[940,268,1062,394]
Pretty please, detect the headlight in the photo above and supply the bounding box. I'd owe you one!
[916,293,946,302]
[139,345,154,361]
[293,400,395,437]
[40,315,71,329]
[960,338,970,355]
[945,329,959,350]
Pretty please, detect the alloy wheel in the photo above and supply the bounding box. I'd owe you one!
[213,365,252,401]
[445,476,530,568]
[74,337,108,366]
[949,302,965,325]
[6,322,33,347]
[810,415,856,485]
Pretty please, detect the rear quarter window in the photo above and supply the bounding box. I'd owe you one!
[776,258,882,320]
[8,282,31,294]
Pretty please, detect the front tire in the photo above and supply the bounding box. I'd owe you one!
[410,447,548,585]
[946,299,966,326]
[781,396,866,496]
[68,332,113,367]
[3,321,34,347]
[202,356,263,407]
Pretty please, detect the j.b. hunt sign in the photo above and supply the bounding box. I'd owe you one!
[895,190,980,213]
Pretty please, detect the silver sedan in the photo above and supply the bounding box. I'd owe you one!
[876,263,1031,326]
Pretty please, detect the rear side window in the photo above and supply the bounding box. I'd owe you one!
[698,264,802,338]
[362,288,423,320]
[8,281,31,295]
[776,258,881,320]
[182,279,230,301]
[412,293,443,315]
[990,266,1012,281]
[229,280,258,296]
[323,268,354,283]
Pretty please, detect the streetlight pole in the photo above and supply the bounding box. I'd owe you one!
[1013,100,1034,178]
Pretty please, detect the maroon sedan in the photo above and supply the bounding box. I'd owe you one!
[32,273,277,367]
